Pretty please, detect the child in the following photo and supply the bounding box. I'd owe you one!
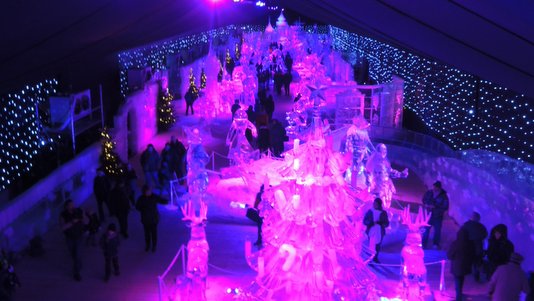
[100,223,120,282]
[85,209,100,246]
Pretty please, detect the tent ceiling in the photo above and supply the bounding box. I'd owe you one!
[1,0,533,97]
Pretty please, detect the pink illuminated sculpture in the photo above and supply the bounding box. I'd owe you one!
[401,205,431,299]
[226,109,258,165]
[185,128,210,195]
[181,200,209,301]
[365,143,408,208]
[238,113,378,300]
[344,115,373,191]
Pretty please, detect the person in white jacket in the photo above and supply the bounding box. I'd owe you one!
[488,252,530,301]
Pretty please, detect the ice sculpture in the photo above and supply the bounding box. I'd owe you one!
[226,108,258,165]
[366,143,408,208]
[238,110,378,300]
[185,128,210,194]
[344,115,373,191]
[181,200,209,301]
[400,205,431,299]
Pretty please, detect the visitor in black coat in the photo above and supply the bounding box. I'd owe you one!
[269,119,287,157]
[136,185,167,252]
[447,227,475,301]
[231,100,241,119]
[487,223,514,278]
[100,223,120,282]
[59,200,85,281]
[422,181,449,249]
[461,211,488,282]
[93,169,110,222]
[140,144,160,189]
[257,120,270,155]
[184,87,197,116]
[170,136,186,183]
[246,105,256,123]
[112,180,131,238]
[283,72,292,96]
[264,95,275,121]
[124,163,138,205]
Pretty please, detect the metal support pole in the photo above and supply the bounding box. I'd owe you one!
[99,84,105,128]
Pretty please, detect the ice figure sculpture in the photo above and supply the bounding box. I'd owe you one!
[344,115,373,191]
[400,205,431,299]
[239,110,378,300]
[365,143,408,208]
[185,128,210,194]
[181,200,209,301]
[226,108,258,165]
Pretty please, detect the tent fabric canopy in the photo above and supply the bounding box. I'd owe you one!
[1,0,533,97]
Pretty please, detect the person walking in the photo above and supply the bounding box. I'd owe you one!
[140,144,160,189]
[184,86,197,116]
[136,185,167,252]
[112,180,131,238]
[363,198,389,263]
[169,136,186,182]
[246,185,265,247]
[422,181,449,249]
[447,228,475,301]
[93,168,110,222]
[59,200,85,281]
[461,211,488,282]
[99,223,120,282]
[487,223,514,278]
[488,252,530,300]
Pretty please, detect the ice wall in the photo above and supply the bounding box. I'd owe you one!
[386,145,534,271]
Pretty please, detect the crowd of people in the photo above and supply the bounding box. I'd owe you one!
[419,181,530,301]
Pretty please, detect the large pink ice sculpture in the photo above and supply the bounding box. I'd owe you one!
[241,113,378,300]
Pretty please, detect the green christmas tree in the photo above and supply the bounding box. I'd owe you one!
[200,68,207,90]
[235,42,241,61]
[100,127,124,176]
[158,88,176,131]
[189,68,199,97]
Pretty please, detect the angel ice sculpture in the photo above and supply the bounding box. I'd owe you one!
[186,128,210,194]
[401,205,431,299]
[366,143,408,208]
[344,115,373,191]
[181,200,209,301]
[226,108,258,165]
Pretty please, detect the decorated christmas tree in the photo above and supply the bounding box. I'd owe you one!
[235,42,241,61]
[189,68,199,97]
[241,110,378,300]
[158,88,176,131]
[200,68,207,90]
[225,49,235,79]
[100,127,124,176]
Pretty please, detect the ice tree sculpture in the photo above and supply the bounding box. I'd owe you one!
[365,143,408,208]
[239,111,378,300]
[185,128,210,194]
[181,200,209,301]
[226,109,258,165]
[400,205,431,299]
[344,115,373,191]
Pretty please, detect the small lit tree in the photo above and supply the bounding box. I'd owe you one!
[200,68,207,90]
[225,49,235,79]
[235,42,241,61]
[100,127,123,176]
[158,88,176,131]
[189,68,199,97]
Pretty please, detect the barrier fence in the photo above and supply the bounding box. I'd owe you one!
[158,244,187,301]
